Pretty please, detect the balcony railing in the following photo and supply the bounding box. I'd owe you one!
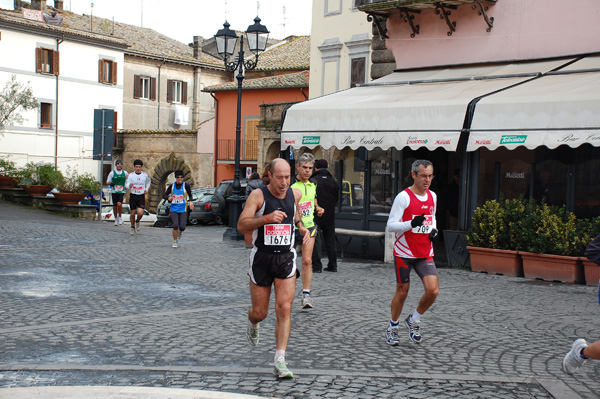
[217,139,258,161]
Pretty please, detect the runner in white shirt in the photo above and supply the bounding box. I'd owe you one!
[125,159,151,235]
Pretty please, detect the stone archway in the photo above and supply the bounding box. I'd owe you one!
[148,153,195,212]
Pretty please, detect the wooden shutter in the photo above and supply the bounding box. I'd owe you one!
[133,75,140,99]
[182,82,188,105]
[111,61,117,84]
[98,59,104,82]
[166,79,173,103]
[150,77,157,101]
[113,111,118,132]
[36,48,42,73]
[53,50,59,76]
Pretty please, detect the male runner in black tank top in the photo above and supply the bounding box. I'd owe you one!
[238,158,309,379]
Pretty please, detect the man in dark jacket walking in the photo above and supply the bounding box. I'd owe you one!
[312,159,340,272]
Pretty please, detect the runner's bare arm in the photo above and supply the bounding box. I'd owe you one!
[237,189,284,233]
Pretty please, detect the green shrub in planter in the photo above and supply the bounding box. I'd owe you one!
[57,167,99,194]
[20,162,63,187]
[469,196,600,257]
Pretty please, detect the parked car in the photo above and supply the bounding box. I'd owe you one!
[155,187,215,227]
[101,204,157,226]
[210,179,249,225]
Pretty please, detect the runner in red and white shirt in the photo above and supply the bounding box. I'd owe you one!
[125,159,151,235]
[385,160,439,346]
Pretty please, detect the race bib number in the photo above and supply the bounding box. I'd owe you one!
[298,201,313,218]
[172,194,184,204]
[411,215,436,234]
[114,185,124,192]
[132,184,144,194]
[264,224,292,246]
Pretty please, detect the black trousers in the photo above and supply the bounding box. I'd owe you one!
[312,223,338,271]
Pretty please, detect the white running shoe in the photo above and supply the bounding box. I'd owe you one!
[246,320,259,346]
[118,216,123,225]
[135,221,140,232]
[273,357,293,379]
[405,315,422,344]
[130,227,136,235]
[563,338,588,374]
[172,241,178,248]
[301,294,313,310]
[114,218,118,226]
[386,325,399,346]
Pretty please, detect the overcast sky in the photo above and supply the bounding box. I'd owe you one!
[57,0,311,43]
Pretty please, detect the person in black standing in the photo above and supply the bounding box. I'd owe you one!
[311,159,340,272]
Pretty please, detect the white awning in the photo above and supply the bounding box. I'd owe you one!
[468,55,600,151]
[280,59,574,151]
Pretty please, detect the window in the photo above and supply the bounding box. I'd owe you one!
[368,148,394,215]
[35,47,59,75]
[40,102,52,128]
[350,57,366,88]
[133,75,156,100]
[98,59,117,84]
[167,79,187,104]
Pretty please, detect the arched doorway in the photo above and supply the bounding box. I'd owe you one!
[148,153,195,212]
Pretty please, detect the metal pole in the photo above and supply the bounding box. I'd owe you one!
[99,110,105,222]
[223,36,245,240]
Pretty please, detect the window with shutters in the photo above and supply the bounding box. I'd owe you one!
[40,102,52,129]
[98,59,117,84]
[133,75,156,101]
[350,57,366,88]
[167,79,187,104]
[36,47,59,75]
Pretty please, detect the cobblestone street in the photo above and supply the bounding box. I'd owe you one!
[0,201,598,398]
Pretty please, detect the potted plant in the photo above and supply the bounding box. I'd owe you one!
[0,157,22,188]
[517,202,598,284]
[466,196,524,277]
[54,167,99,204]
[20,162,64,197]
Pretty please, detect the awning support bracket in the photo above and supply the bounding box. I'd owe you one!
[366,12,389,39]
[435,3,457,36]
[398,8,421,38]
[472,1,494,32]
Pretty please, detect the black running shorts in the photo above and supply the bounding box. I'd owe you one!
[111,193,124,204]
[248,249,297,287]
[129,193,146,210]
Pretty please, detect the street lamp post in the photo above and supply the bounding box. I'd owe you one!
[215,17,269,241]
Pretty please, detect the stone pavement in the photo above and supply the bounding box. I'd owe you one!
[0,200,598,399]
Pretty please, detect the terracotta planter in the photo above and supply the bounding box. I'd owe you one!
[21,184,54,197]
[53,192,87,205]
[581,258,600,287]
[467,246,523,277]
[0,176,18,188]
[521,252,584,284]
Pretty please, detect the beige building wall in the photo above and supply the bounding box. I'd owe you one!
[310,0,372,99]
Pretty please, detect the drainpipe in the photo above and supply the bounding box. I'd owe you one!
[157,58,166,129]
[210,92,218,187]
[300,87,308,100]
[55,35,64,168]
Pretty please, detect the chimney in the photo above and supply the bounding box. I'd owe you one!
[54,0,64,11]
[193,36,204,60]
[31,0,46,12]
[13,0,21,11]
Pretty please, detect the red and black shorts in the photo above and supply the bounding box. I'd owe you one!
[395,256,437,284]
[248,248,297,287]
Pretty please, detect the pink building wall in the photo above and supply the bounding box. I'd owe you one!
[385,0,600,69]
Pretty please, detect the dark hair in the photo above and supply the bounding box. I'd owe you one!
[262,164,271,185]
[115,159,123,165]
[133,159,143,166]
[249,172,260,180]
[174,170,184,177]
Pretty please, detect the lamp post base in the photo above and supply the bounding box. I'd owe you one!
[222,194,244,241]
